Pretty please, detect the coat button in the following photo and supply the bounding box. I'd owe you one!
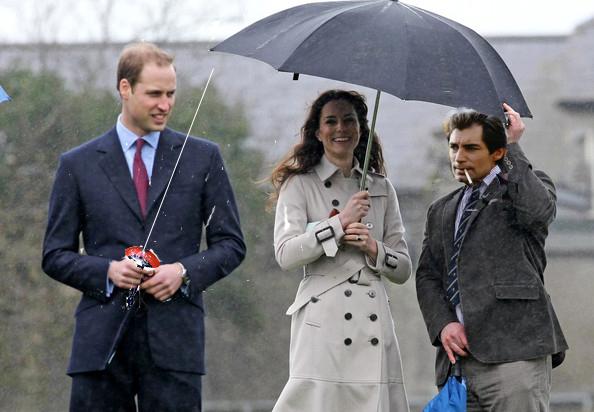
[324,181,332,188]
[370,337,379,346]
[367,290,376,298]
[344,289,352,297]
[369,314,378,322]
[332,199,339,207]
[344,338,352,346]
[365,222,373,229]
[344,312,352,320]
[310,296,319,303]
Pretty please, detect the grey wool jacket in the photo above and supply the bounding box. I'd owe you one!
[416,143,568,386]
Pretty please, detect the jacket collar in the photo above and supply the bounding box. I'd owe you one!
[314,155,374,183]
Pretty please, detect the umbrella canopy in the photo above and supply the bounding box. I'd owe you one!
[0,85,11,104]
[211,0,531,119]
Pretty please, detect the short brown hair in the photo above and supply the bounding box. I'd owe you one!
[116,42,174,92]
[443,108,507,153]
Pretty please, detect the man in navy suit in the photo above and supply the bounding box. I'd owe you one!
[42,42,246,411]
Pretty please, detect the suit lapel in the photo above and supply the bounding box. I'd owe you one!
[147,129,183,216]
[465,176,505,230]
[481,174,506,202]
[97,128,143,222]
[441,189,463,263]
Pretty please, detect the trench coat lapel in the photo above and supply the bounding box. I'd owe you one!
[97,129,143,222]
[146,129,183,216]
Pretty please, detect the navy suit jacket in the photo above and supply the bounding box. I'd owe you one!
[42,127,246,375]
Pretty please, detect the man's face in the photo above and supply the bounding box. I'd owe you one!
[448,123,505,184]
[119,62,176,136]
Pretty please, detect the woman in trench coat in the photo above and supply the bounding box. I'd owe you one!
[269,90,412,411]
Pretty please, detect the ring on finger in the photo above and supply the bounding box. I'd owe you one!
[356,235,361,241]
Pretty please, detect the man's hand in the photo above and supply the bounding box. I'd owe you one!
[108,258,145,289]
[140,263,183,301]
[440,322,469,363]
[503,102,525,144]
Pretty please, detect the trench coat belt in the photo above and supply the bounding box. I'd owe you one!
[348,270,378,286]
[287,268,380,316]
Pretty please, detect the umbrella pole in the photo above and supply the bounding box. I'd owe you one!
[359,90,381,191]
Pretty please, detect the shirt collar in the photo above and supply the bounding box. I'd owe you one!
[314,155,374,183]
[116,114,160,150]
[481,164,501,189]
[466,164,501,194]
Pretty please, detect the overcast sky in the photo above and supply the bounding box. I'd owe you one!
[1,0,594,43]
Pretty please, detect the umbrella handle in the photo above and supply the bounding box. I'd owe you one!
[452,355,463,377]
[359,90,381,191]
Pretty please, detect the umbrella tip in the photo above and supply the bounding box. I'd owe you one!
[293,73,300,81]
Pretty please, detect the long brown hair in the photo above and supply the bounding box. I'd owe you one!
[268,90,386,206]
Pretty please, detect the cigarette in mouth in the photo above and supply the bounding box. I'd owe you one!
[464,169,473,185]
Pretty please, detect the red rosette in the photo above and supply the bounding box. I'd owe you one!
[329,208,340,218]
[124,245,161,268]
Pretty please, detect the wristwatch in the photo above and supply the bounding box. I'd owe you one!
[177,262,191,298]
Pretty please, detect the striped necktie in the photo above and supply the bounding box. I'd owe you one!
[446,185,481,306]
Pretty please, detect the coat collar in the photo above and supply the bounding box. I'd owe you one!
[314,155,374,184]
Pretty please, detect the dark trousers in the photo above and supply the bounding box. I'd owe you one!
[70,310,202,412]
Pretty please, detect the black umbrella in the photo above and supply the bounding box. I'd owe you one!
[211,0,531,186]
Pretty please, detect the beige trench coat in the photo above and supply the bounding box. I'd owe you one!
[272,156,411,412]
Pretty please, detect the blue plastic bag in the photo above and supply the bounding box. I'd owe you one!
[0,85,11,103]
[423,375,467,412]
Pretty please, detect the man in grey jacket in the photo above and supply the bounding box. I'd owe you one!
[416,103,567,411]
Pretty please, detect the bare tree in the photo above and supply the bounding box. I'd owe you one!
[95,0,117,43]
[2,0,248,44]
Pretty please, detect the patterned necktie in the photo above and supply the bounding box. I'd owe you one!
[133,138,149,218]
[446,185,481,306]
